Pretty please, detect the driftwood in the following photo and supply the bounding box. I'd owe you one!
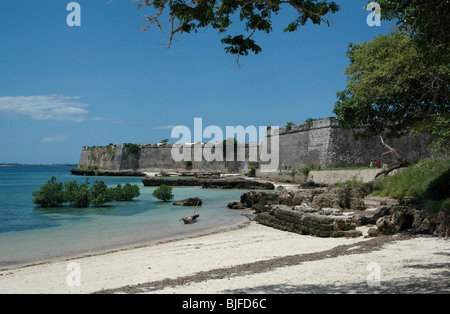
[379,135,411,167]
[375,135,412,179]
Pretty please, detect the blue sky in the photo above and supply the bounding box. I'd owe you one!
[0,0,394,164]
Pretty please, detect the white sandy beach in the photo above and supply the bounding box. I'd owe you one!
[0,221,449,294]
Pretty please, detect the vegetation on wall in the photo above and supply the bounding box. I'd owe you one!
[125,143,141,155]
[285,122,294,131]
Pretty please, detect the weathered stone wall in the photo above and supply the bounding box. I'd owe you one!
[77,118,432,173]
[277,119,332,170]
[326,118,431,168]
[276,118,432,170]
[78,145,123,170]
[78,144,250,173]
[307,169,382,185]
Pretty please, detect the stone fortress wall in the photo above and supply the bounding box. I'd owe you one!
[78,143,256,173]
[77,118,432,173]
[276,117,431,170]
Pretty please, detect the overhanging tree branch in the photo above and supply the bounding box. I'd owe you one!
[133,0,340,60]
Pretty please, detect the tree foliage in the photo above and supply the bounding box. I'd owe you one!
[152,184,175,202]
[125,143,140,155]
[89,180,115,206]
[32,176,65,207]
[32,178,140,208]
[377,0,450,64]
[113,183,141,201]
[336,32,426,136]
[247,165,256,177]
[65,180,91,208]
[334,29,449,153]
[135,0,339,60]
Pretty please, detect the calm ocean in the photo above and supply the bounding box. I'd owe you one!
[0,166,248,267]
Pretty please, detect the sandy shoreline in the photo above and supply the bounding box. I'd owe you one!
[0,220,449,294]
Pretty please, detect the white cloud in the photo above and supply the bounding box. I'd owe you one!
[154,125,177,130]
[0,94,92,122]
[41,134,69,143]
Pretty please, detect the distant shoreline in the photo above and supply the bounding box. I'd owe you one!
[0,164,77,167]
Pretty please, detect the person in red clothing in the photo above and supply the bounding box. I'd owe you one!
[377,160,381,168]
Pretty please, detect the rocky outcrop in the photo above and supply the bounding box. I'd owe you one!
[374,205,417,235]
[353,207,391,226]
[173,197,203,206]
[227,182,449,238]
[255,204,362,238]
[368,204,450,237]
[231,186,364,237]
[71,168,145,176]
[142,176,275,190]
[312,184,366,211]
[227,201,247,209]
[237,184,367,214]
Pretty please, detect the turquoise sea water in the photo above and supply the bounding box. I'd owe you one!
[0,166,248,267]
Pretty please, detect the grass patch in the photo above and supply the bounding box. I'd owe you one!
[336,180,365,188]
[372,159,450,213]
[426,198,450,214]
[318,166,372,171]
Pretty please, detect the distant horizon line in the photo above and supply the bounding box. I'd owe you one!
[0,163,77,166]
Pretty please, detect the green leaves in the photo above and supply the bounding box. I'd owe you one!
[377,0,450,62]
[32,176,65,207]
[221,35,262,56]
[113,183,141,201]
[32,178,141,208]
[89,180,114,206]
[333,29,449,154]
[152,185,175,202]
[137,0,340,60]
[65,180,91,208]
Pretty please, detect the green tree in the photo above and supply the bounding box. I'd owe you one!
[33,177,141,208]
[152,185,174,202]
[377,0,450,65]
[64,180,91,208]
[285,122,294,131]
[89,180,114,206]
[333,31,449,154]
[184,160,193,170]
[32,176,65,207]
[135,0,339,61]
[114,183,141,201]
[305,118,318,123]
[247,166,256,177]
